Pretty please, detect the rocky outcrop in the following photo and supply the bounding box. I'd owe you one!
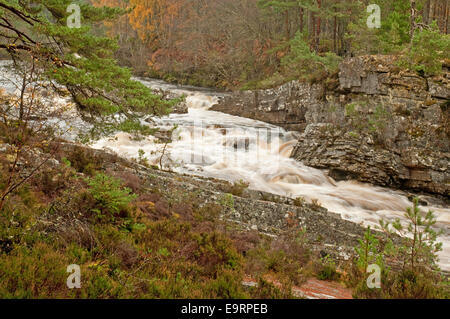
[293,124,449,195]
[212,81,326,131]
[212,55,450,196]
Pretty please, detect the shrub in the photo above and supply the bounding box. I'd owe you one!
[351,198,447,298]
[87,173,137,221]
[281,32,341,81]
[194,202,222,223]
[193,232,243,275]
[109,170,142,193]
[32,165,74,198]
[66,148,101,176]
[245,232,310,286]
[207,269,247,299]
[293,197,305,207]
[399,22,450,76]
[250,277,294,299]
[0,243,72,298]
[316,255,340,281]
[223,180,249,197]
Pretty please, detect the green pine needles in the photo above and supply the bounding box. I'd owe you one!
[399,21,450,76]
[0,0,176,136]
[87,173,136,221]
[353,198,446,298]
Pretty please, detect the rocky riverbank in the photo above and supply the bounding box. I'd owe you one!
[212,55,450,196]
[52,142,448,276]
[53,142,371,264]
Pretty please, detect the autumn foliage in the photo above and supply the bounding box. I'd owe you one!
[92,0,449,89]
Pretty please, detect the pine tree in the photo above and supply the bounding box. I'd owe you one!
[281,30,341,78]
[0,0,174,131]
[400,21,450,75]
[378,0,413,52]
[258,0,300,40]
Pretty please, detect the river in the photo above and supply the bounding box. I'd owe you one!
[90,78,450,272]
[0,63,448,271]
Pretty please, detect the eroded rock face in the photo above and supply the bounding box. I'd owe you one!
[212,81,325,131]
[295,56,449,195]
[293,124,449,195]
[213,55,450,196]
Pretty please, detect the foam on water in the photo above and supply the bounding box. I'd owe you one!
[91,79,450,271]
[1,61,447,270]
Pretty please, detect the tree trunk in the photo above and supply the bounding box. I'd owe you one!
[432,0,437,22]
[315,0,322,52]
[299,7,304,33]
[285,10,290,40]
[410,0,417,43]
[424,0,431,25]
[333,2,337,53]
[309,9,315,50]
[442,0,448,33]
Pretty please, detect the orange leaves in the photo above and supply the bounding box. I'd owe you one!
[128,0,184,43]
[91,0,130,37]
[276,50,286,59]
[91,0,123,7]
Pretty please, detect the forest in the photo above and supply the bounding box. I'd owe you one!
[93,0,450,88]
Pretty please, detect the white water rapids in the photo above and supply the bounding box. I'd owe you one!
[0,63,448,271]
[90,79,450,271]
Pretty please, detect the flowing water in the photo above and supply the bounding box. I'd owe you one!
[0,63,448,271]
[91,79,450,271]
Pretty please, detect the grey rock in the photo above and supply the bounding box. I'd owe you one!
[212,55,450,196]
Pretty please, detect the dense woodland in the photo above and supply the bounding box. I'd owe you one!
[93,0,450,88]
